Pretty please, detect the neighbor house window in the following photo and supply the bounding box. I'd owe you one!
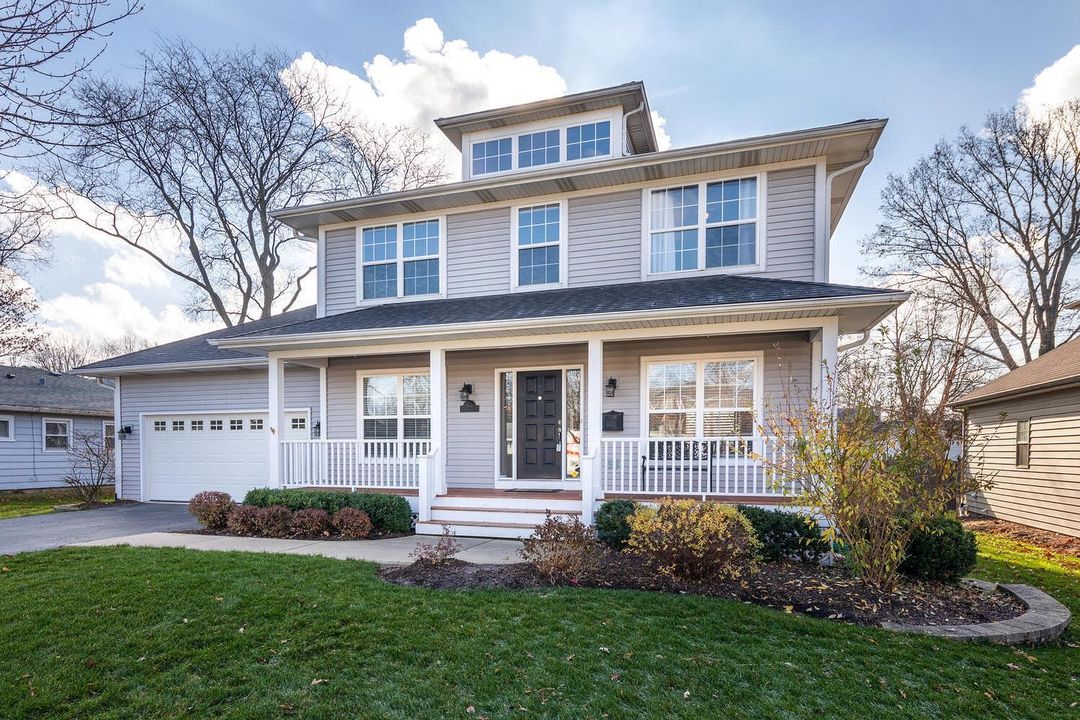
[360,219,442,301]
[471,137,512,175]
[645,356,757,437]
[518,129,560,168]
[0,415,13,441]
[361,373,432,443]
[648,177,759,274]
[43,418,70,451]
[513,202,564,288]
[103,421,115,451]
[566,120,611,160]
[1015,419,1031,468]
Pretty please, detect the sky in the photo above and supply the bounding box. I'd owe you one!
[15,0,1080,346]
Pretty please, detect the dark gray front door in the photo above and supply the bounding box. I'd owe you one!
[517,371,562,479]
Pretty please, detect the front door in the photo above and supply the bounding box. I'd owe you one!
[517,371,562,479]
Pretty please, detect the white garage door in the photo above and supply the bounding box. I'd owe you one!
[143,411,309,502]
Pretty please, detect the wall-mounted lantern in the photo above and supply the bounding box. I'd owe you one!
[459,383,474,402]
[118,425,133,440]
[605,377,618,398]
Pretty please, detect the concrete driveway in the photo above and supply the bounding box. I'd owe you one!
[0,502,198,555]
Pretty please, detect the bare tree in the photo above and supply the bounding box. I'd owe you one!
[1,0,140,156]
[27,331,150,371]
[46,40,445,326]
[863,102,1080,370]
[64,430,113,504]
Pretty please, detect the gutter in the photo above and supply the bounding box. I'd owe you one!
[211,291,910,351]
[949,376,1080,409]
[0,405,113,417]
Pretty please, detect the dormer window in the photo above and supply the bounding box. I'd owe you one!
[566,120,611,161]
[359,218,444,302]
[518,129,560,168]
[472,138,512,176]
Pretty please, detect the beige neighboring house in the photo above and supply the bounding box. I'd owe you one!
[952,337,1080,537]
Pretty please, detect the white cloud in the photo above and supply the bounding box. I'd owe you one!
[1020,45,1080,115]
[37,282,217,345]
[286,17,672,175]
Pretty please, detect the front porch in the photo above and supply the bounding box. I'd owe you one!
[263,318,835,537]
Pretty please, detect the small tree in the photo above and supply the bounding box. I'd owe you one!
[760,376,993,592]
[64,431,114,504]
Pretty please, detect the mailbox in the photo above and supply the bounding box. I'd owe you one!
[602,411,624,432]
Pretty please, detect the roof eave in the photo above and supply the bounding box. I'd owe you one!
[950,375,1080,408]
[75,357,269,377]
[0,404,113,417]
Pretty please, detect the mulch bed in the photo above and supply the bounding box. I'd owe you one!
[180,528,414,541]
[964,516,1080,558]
[381,554,1025,628]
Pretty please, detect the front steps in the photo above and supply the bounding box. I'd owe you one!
[416,489,582,539]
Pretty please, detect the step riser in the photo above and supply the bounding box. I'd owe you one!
[433,496,581,512]
[416,522,533,540]
[430,509,577,525]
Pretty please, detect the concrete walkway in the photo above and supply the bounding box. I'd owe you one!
[76,531,524,565]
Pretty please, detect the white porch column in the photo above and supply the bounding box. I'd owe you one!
[584,339,604,523]
[268,354,285,488]
[819,317,839,411]
[429,347,447,494]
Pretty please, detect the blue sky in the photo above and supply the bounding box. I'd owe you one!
[22,0,1080,343]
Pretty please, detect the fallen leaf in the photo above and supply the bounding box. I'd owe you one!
[683,690,690,699]
[466,705,475,714]
[311,678,328,686]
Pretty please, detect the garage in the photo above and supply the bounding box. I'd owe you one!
[143,410,309,501]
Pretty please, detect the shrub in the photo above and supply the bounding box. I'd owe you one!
[737,505,827,562]
[332,508,373,540]
[410,526,461,565]
[242,489,412,533]
[188,491,235,531]
[290,508,330,537]
[626,499,760,583]
[255,505,292,538]
[595,499,637,549]
[226,504,260,536]
[520,514,599,583]
[900,516,978,581]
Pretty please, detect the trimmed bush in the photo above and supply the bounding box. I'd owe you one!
[627,499,760,583]
[187,491,235,531]
[900,516,978,581]
[410,525,461,565]
[332,508,373,539]
[242,489,412,533]
[520,515,599,583]
[737,505,827,562]
[594,499,636,549]
[290,508,330,537]
[226,504,260,536]
[255,505,293,538]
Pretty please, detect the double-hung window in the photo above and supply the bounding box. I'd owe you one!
[645,356,758,439]
[43,418,70,451]
[360,372,432,445]
[1015,419,1031,467]
[0,415,13,441]
[566,120,611,160]
[360,219,442,301]
[648,176,760,274]
[103,421,115,451]
[512,202,565,288]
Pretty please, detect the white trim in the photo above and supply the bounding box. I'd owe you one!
[491,364,584,487]
[112,377,121,498]
[0,414,13,441]
[319,365,328,438]
[813,159,828,282]
[355,216,447,306]
[355,367,432,442]
[268,355,285,488]
[509,199,569,291]
[638,351,765,439]
[41,416,71,453]
[316,228,327,318]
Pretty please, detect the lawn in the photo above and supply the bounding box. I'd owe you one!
[0,488,115,520]
[0,535,1076,719]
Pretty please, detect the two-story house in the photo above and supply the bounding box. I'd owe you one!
[78,82,908,537]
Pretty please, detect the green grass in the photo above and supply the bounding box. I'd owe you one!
[0,488,115,520]
[0,538,1077,719]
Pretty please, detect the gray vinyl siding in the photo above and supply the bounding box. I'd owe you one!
[324,354,428,439]
[323,227,356,316]
[117,367,320,500]
[567,190,641,286]
[0,412,108,490]
[446,207,511,297]
[965,386,1080,537]
[758,166,816,281]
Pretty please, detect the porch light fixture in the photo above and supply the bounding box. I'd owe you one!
[605,377,618,397]
[459,383,473,402]
[118,425,133,439]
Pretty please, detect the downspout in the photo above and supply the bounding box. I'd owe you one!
[622,102,645,156]
[837,331,870,353]
[822,150,875,281]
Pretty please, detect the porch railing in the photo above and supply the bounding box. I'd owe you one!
[281,439,431,490]
[598,436,796,497]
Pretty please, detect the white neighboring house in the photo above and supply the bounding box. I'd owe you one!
[0,366,115,491]
[76,82,908,537]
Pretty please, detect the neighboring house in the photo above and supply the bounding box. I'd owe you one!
[952,337,1080,538]
[77,82,907,537]
[0,366,115,491]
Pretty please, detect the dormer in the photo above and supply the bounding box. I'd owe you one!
[435,81,657,181]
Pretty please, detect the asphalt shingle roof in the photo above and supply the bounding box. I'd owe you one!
[953,336,1080,406]
[0,366,114,416]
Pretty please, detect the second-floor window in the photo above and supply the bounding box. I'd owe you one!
[518,129,560,168]
[472,137,512,176]
[648,176,759,274]
[566,120,611,161]
[360,219,442,301]
[512,202,565,289]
